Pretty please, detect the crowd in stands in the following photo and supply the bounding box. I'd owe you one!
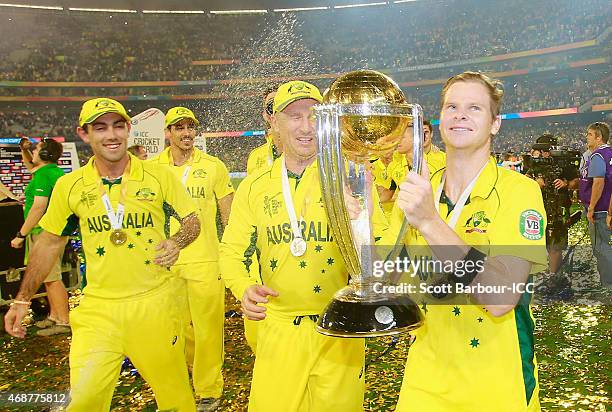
[0,105,595,173]
[0,0,609,171]
[0,0,608,82]
[1,65,608,138]
[0,110,72,138]
[492,120,589,154]
[410,69,610,115]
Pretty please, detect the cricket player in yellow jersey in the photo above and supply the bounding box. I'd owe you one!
[244,86,282,353]
[370,151,395,217]
[393,72,547,412]
[220,81,386,411]
[4,98,200,412]
[149,106,234,412]
[246,86,282,175]
[372,120,446,215]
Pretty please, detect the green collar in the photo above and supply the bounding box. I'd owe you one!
[440,189,470,217]
[101,177,122,188]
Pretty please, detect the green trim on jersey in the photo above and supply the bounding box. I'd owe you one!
[515,284,536,405]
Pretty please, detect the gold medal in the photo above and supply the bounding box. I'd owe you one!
[110,229,127,246]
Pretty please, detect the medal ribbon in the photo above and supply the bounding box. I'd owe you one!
[434,161,487,229]
[281,157,304,242]
[97,159,130,231]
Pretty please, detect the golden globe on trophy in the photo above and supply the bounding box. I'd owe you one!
[314,70,424,337]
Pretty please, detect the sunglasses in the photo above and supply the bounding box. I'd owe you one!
[265,100,274,116]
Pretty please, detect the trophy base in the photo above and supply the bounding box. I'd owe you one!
[316,287,424,338]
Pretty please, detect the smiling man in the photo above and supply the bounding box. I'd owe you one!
[220,80,370,411]
[149,106,234,412]
[394,72,547,412]
[4,98,200,412]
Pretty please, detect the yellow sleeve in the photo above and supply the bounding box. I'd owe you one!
[214,159,235,199]
[371,183,389,240]
[246,148,259,176]
[158,166,198,218]
[488,177,548,273]
[371,160,393,190]
[219,178,259,300]
[39,175,78,236]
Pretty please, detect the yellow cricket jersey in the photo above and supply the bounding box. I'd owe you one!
[246,133,275,176]
[394,157,547,412]
[374,148,447,190]
[39,154,197,299]
[370,157,393,189]
[370,157,395,216]
[220,156,387,317]
[149,147,234,270]
[424,146,446,176]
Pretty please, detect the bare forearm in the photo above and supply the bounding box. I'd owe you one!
[20,206,46,235]
[16,232,67,301]
[589,179,604,210]
[218,194,234,228]
[377,186,395,202]
[0,184,17,199]
[170,212,200,249]
[419,217,470,264]
[470,256,532,315]
[21,149,33,171]
[419,219,529,316]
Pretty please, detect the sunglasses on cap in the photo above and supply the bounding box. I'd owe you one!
[265,99,274,116]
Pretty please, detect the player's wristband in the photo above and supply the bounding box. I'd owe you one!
[430,248,487,299]
[452,247,487,286]
[15,231,26,239]
[10,300,31,307]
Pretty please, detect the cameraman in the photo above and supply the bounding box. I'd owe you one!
[525,136,579,274]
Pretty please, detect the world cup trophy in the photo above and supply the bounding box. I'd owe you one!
[314,70,424,337]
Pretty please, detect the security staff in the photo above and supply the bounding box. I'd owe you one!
[579,122,612,286]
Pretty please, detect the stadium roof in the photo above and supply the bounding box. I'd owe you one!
[1,0,418,12]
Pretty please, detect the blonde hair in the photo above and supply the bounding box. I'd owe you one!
[440,71,504,119]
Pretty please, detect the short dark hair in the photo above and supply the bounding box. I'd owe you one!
[423,119,432,132]
[263,85,280,116]
[128,145,145,155]
[38,138,63,163]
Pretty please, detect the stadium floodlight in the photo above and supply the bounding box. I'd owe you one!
[209,9,268,15]
[0,3,63,10]
[142,10,206,14]
[273,6,329,12]
[68,7,138,13]
[333,2,388,9]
